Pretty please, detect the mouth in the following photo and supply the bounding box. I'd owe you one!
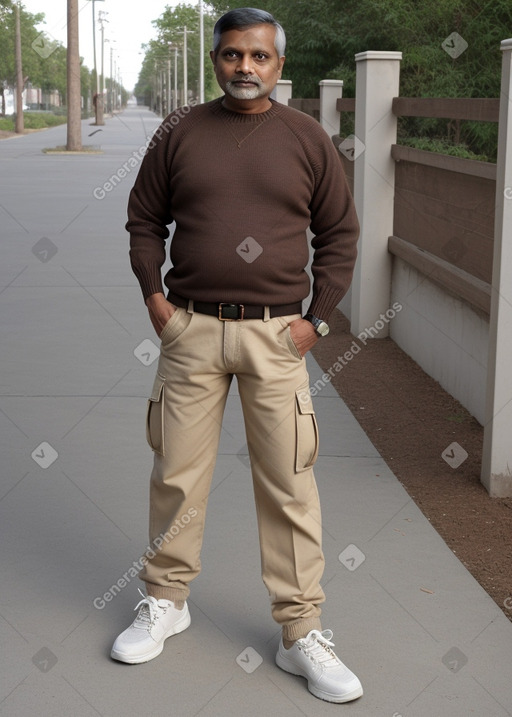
[231,79,259,87]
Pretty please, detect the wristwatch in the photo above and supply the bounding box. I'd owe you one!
[303,313,330,337]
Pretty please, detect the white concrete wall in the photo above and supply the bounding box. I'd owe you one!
[389,257,489,425]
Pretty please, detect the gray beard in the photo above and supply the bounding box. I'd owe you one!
[225,81,263,100]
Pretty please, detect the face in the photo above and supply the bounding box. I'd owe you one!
[210,24,285,113]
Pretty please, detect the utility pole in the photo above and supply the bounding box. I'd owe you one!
[199,0,204,104]
[178,26,194,105]
[98,10,108,112]
[91,0,105,125]
[14,1,24,134]
[66,0,82,150]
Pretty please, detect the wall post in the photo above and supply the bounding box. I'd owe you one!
[319,79,343,136]
[350,51,402,337]
[273,79,292,106]
[481,39,512,497]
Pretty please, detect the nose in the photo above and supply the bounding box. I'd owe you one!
[236,53,254,75]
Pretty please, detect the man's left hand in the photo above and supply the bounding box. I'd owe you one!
[289,318,319,357]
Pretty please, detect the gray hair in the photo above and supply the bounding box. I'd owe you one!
[212,8,286,58]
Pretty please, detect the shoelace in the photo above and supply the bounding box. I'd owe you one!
[297,629,340,667]
[133,588,163,629]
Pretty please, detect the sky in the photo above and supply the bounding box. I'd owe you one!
[22,0,189,91]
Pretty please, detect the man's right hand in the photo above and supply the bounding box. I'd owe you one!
[145,292,176,337]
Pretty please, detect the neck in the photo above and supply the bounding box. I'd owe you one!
[221,95,273,115]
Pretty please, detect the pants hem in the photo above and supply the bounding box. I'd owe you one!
[281,616,323,641]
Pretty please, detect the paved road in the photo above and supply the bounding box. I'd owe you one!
[1,109,511,716]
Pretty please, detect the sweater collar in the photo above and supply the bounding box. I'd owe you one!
[209,96,283,124]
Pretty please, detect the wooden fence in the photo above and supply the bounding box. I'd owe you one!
[276,41,512,497]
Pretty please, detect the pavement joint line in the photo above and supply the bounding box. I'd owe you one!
[192,675,234,717]
[0,471,30,505]
[368,497,414,542]
[0,265,29,296]
[0,607,30,644]
[61,675,105,717]
[208,469,234,498]
[0,202,30,233]
[471,674,512,716]
[59,204,90,235]
[369,572,440,643]
[60,368,133,440]
[60,613,91,644]
[61,470,132,541]
[113,113,132,131]
[187,597,235,644]
[470,615,501,644]
[60,266,132,335]
[0,673,31,710]
[0,404,30,438]
[266,674,309,715]
[405,675,438,708]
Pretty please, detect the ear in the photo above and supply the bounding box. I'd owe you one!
[209,50,216,67]
[277,56,285,76]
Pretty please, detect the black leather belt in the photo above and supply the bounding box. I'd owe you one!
[167,293,302,321]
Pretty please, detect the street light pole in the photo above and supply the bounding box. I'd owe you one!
[199,0,204,104]
[183,25,188,105]
[174,46,178,109]
[178,26,194,105]
[91,0,105,125]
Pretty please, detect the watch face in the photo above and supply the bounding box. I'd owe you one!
[317,322,330,336]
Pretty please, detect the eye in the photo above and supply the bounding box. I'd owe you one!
[254,53,269,62]
[222,50,239,60]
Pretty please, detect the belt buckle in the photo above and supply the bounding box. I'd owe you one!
[219,303,244,321]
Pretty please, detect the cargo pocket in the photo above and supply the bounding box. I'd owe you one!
[146,372,165,456]
[295,382,319,472]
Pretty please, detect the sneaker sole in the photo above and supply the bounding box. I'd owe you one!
[110,606,191,664]
[275,650,363,703]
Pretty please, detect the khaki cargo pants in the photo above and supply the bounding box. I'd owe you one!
[140,304,325,641]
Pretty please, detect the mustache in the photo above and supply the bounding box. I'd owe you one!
[227,75,262,86]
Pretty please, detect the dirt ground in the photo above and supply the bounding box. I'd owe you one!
[312,309,512,621]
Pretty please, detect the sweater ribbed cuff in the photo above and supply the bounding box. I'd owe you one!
[131,262,165,302]
[307,286,346,322]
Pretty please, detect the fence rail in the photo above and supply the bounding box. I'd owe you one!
[279,41,512,496]
[392,97,500,122]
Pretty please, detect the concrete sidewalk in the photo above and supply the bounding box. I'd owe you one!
[1,108,511,717]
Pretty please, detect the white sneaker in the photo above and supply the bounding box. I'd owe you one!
[276,629,363,703]
[111,590,191,664]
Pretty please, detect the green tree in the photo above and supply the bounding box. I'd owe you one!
[207,0,512,157]
[135,2,220,110]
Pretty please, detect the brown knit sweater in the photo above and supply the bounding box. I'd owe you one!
[127,97,359,321]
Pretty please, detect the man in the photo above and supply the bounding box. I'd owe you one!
[112,7,362,704]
